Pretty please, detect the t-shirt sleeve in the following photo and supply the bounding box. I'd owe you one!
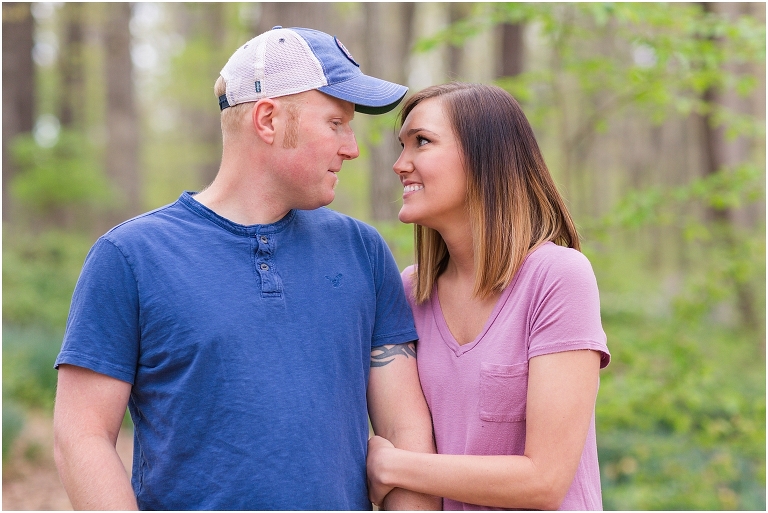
[370,237,418,348]
[54,237,140,383]
[527,250,610,368]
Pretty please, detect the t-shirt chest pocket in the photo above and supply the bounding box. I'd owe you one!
[479,362,528,422]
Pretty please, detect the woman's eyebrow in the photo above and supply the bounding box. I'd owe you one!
[399,127,439,142]
[407,127,438,137]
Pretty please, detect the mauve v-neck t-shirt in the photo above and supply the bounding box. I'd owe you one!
[403,242,610,510]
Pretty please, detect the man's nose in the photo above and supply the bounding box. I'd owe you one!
[340,132,360,160]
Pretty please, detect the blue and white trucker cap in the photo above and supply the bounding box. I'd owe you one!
[218,26,408,115]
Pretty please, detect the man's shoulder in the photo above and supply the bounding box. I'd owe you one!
[103,200,186,244]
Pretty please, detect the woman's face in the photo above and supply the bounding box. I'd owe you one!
[393,97,468,232]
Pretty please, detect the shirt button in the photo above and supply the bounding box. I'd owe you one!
[260,235,268,243]
[260,263,269,271]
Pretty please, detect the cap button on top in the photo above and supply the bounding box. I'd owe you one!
[271,25,282,30]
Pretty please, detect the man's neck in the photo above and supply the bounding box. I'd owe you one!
[194,173,290,226]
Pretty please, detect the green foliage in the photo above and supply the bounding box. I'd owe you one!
[584,148,765,510]
[595,308,765,510]
[424,3,765,99]
[671,230,764,326]
[329,153,371,223]
[589,163,765,327]
[365,110,401,147]
[2,325,62,411]
[3,229,95,330]
[1,322,135,431]
[2,400,25,462]
[590,163,764,248]
[584,188,765,510]
[418,3,765,184]
[9,130,113,213]
[371,220,415,271]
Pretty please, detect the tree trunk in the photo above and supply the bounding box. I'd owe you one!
[173,2,227,188]
[201,3,225,187]
[2,2,35,223]
[363,3,414,222]
[104,2,140,226]
[497,22,524,78]
[699,2,753,224]
[699,2,757,328]
[254,3,335,37]
[447,3,472,80]
[59,2,86,129]
[740,2,766,231]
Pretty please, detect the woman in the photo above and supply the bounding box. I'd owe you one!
[366,83,611,510]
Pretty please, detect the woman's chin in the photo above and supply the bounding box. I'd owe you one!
[397,209,417,225]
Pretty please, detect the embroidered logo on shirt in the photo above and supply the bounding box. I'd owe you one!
[325,273,343,287]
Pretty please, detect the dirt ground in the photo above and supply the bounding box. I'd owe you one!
[2,411,133,511]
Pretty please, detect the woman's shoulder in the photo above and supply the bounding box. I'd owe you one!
[522,241,596,283]
[400,265,419,306]
[400,264,416,290]
[528,241,591,266]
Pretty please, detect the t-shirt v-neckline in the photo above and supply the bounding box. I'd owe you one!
[431,282,515,357]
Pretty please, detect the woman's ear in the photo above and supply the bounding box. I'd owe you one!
[252,99,277,145]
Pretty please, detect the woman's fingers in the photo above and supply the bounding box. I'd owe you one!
[367,436,397,505]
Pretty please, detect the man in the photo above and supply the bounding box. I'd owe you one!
[53,26,438,510]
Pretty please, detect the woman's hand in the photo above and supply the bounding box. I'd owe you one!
[367,435,397,506]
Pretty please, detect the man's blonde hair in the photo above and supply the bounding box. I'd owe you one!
[215,76,254,135]
[214,76,300,148]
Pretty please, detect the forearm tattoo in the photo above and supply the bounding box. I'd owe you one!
[370,342,417,367]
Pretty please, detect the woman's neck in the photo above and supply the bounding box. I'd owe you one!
[438,219,475,283]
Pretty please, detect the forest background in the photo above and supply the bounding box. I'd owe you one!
[2,2,765,510]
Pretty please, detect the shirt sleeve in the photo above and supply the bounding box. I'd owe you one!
[55,237,141,383]
[527,249,610,368]
[370,234,418,348]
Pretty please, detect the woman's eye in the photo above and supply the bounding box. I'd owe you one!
[416,135,430,146]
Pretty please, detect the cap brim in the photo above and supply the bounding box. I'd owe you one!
[318,74,408,115]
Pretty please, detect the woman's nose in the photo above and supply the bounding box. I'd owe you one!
[392,149,411,175]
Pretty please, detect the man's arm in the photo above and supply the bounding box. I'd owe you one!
[367,342,440,510]
[53,364,138,510]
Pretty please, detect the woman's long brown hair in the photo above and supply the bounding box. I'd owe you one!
[400,83,580,303]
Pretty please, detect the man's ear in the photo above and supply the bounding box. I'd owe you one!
[252,99,277,145]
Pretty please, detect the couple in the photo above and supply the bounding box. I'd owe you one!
[53,26,609,510]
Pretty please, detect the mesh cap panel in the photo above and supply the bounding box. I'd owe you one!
[219,26,407,114]
[262,30,326,98]
[221,29,327,106]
